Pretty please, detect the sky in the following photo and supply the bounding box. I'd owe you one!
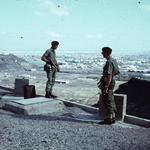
[0,0,150,55]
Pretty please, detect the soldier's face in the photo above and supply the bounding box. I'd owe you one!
[102,51,106,57]
[52,45,58,50]
[102,51,109,58]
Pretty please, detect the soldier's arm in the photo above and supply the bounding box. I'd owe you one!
[97,75,104,84]
[55,58,59,66]
[41,55,49,63]
[104,61,113,93]
[105,61,113,87]
[41,50,50,63]
[105,74,112,88]
[103,74,112,94]
[55,58,60,72]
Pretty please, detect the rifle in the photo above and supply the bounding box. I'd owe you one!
[47,60,57,69]
[97,76,105,89]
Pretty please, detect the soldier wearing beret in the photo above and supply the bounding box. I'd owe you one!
[98,47,120,124]
[41,41,60,98]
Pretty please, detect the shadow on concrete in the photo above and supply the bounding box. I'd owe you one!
[0,86,14,99]
[0,111,96,124]
[0,86,14,92]
[36,94,45,98]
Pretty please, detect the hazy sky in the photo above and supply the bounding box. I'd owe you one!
[0,0,150,54]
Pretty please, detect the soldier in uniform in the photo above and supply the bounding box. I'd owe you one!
[97,47,120,124]
[41,41,60,98]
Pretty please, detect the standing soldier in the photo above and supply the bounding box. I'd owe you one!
[41,41,60,98]
[97,47,120,124]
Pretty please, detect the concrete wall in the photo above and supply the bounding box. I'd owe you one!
[124,115,150,128]
[98,94,127,121]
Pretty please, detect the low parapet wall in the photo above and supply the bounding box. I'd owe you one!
[124,115,150,128]
[98,94,127,121]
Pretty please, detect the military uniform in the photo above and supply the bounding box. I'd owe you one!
[101,56,119,115]
[43,48,57,94]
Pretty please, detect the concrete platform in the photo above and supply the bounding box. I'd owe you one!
[1,94,65,115]
[1,94,99,116]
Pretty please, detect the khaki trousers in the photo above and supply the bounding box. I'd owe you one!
[101,79,116,114]
[45,68,56,94]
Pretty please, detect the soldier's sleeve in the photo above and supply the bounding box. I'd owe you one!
[43,50,49,57]
[105,61,113,75]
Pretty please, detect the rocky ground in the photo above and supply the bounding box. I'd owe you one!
[0,109,150,150]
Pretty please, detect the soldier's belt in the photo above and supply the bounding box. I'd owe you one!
[44,64,52,72]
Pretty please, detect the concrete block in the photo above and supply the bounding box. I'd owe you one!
[98,94,127,121]
[124,115,150,128]
[14,78,29,95]
[114,94,127,121]
[2,95,65,115]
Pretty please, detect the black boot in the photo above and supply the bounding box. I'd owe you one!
[98,118,113,125]
[50,94,57,98]
[45,92,52,98]
[111,117,116,124]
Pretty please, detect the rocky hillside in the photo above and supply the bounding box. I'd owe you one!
[0,53,37,71]
[115,78,150,119]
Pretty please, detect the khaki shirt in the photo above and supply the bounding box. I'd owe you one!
[103,56,119,77]
[43,48,57,66]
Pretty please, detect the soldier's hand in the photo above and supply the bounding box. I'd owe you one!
[97,80,100,85]
[47,60,51,64]
[104,87,108,94]
[97,82,101,89]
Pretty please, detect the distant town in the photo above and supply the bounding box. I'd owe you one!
[0,51,150,83]
[17,52,150,81]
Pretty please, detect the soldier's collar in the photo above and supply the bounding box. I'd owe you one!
[107,56,111,60]
[50,47,55,51]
